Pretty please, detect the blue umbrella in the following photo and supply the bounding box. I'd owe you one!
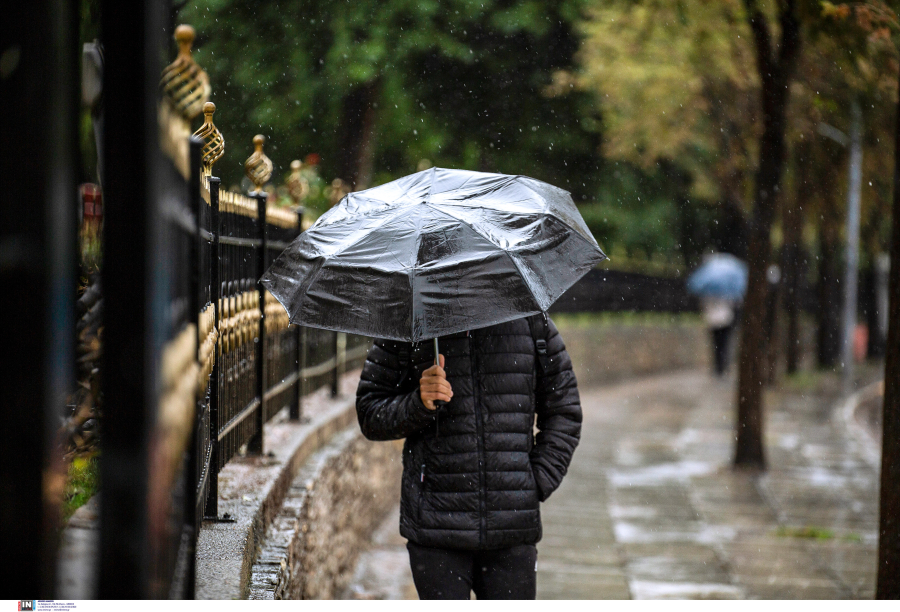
[686,253,748,300]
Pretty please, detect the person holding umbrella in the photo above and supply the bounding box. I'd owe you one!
[357,310,581,599]
[686,252,748,376]
[261,168,607,599]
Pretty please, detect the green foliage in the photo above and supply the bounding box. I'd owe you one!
[578,161,727,269]
[179,0,888,266]
[179,0,602,201]
[572,0,760,203]
[793,2,899,264]
[62,455,99,523]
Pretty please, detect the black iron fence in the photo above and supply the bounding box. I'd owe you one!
[192,156,370,521]
[92,20,370,598]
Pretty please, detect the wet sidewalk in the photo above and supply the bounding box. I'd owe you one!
[344,369,882,599]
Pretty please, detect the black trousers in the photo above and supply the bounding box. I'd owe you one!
[711,325,733,375]
[407,541,537,600]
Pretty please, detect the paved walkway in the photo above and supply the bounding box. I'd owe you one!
[344,369,881,599]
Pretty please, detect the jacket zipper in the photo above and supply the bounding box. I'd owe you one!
[470,332,487,547]
[418,463,426,520]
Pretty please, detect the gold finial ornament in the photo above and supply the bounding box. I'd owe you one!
[192,102,224,173]
[326,178,349,207]
[244,134,274,193]
[286,159,309,204]
[160,24,211,120]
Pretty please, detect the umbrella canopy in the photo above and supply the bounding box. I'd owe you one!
[686,253,748,300]
[261,167,607,342]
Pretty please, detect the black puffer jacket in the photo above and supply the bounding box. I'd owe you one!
[356,315,582,550]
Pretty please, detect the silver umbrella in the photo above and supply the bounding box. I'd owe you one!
[261,167,607,361]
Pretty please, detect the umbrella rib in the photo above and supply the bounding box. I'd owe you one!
[519,181,599,247]
[410,200,426,341]
[421,202,500,246]
[421,202,544,312]
[427,200,606,310]
[502,249,544,312]
[325,203,418,265]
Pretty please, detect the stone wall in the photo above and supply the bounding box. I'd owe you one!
[249,429,402,599]
[553,314,712,387]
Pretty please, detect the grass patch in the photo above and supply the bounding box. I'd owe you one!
[62,455,99,522]
[775,525,835,540]
[775,525,865,543]
[780,370,829,393]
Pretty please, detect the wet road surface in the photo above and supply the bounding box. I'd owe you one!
[344,369,880,599]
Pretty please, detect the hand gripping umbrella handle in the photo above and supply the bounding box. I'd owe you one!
[433,337,443,409]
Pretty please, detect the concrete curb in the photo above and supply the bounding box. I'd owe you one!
[838,379,884,470]
[195,373,361,600]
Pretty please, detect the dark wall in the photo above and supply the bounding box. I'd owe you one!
[550,269,698,314]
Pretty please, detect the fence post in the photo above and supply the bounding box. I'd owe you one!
[291,205,304,421]
[245,134,272,453]
[4,0,78,595]
[332,332,346,397]
[331,332,340,396]
[248,190,267,454]
[186,134,203,596]
[205,175,221,518]
[299,326,308,406]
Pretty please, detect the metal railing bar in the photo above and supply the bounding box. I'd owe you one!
[263,370,299,402]
[167,204,198,236]
[267,239,292,251]
[345,343,370,365]
[299,355,337,379]
[298,343,369,379]
[195,437,212,500]
[218,235,262,248]
[217,396,260,442]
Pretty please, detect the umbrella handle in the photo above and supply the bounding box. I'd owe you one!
[433,337,443,408]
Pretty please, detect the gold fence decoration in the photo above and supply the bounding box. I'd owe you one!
[266,206,298,229]
[160,25,211,121]
[287,160,309,205]
[217,291,260,356]
[158,324,200,486]
[244,135,273,193]
[264,291,290,334]
[219,189,258,218]
[197,305,217,394]
[200,173,211,205]
[192,102,224,174]
[159,24,211,180]
[159,103,192,180]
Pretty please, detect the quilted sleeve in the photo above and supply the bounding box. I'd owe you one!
[530,317,582,501]
[355,339,442,441]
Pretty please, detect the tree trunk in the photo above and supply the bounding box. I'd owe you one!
[337,78,381,191]
[736,214,773,468]
[764,267,781,384]
[817,193,843,368]
[783,142,809,374]
[735,0,800,469]
[875,65,900,600]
